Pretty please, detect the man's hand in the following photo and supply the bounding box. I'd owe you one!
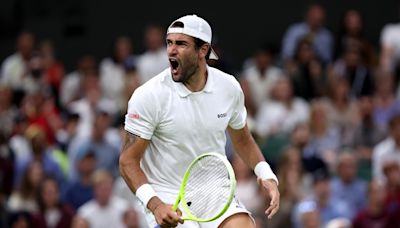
[148,197,183,227]
[257,178,280,219]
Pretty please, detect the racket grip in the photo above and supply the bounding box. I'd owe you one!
[172,197,180,211]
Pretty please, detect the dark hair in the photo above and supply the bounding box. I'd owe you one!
[37,176,62,211]
[194,38,211,60]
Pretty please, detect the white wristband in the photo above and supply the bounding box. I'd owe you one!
[136,184,158,207]
[254,161,279,185]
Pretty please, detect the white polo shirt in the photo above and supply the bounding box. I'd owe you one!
[124,66,247,194]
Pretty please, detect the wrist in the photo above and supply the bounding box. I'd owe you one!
[254,161,279,185]
[147,197,163,213]
[136,183,158,208]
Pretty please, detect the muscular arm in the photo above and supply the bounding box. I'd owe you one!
[227,124,265,169]
[119,131,161,211]
[228,124,280,218]
[119,131,183,225]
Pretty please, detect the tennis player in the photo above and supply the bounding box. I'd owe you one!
[120,14,280,228]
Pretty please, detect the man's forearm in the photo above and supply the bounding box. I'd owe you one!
[228,125,265,169]
[119,131,161,210]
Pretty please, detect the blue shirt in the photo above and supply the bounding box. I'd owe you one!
[330,177,368,219]
[281,22,333,63]
[62,181,93,210]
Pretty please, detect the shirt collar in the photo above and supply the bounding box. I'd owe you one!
[172,65,214,98]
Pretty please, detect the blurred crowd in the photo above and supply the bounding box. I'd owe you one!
[2,3,400,228]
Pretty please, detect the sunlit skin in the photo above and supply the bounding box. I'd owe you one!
[166,33,209,92]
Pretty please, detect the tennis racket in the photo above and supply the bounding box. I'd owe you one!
[172,152,236,223]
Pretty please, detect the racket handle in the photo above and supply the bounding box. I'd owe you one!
[172,197,180,211]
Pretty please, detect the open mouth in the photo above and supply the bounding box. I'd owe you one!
[169,58,179,74]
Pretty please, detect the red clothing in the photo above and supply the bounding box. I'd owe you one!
[353,208,400,228]
[44,62,64,91]
[31,204,75,228]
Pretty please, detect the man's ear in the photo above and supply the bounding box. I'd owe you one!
[199,44,209,59]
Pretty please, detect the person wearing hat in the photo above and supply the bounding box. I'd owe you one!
[119,14,280,228]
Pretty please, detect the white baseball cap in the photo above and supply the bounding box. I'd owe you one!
[167,14,219,60]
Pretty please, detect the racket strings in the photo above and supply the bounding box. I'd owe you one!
[184,155,231,219]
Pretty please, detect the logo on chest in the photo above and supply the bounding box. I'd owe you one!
[217,113,227,118]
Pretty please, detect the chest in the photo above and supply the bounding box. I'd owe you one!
[157,92,233,138]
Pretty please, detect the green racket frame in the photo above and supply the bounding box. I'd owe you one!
[172,152,236,222]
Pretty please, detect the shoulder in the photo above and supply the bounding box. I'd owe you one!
[77,200,97,215]
[209,67,241,91]
[1,53,19,67]
[373,138,393,156]
[111,196,129,209]
[130,68,170,99]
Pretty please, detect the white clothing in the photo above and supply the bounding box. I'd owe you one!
[372,137,400,183]
[7,193,38,213]
[255,98,310,138]
[241,65,283,110]
[0,53,27,90]
[143,191,252,228]
[60,71,82,106]
[136,48,169,83]
[381,23,400,71]
[124,66,247,194]
[77,196,129,228]
[99,58,126,111]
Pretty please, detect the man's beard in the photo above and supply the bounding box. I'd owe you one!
[173,57,198,84]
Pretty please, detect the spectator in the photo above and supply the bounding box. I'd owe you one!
[136,24,169,83]
[68,111,120,180]
[380,19,400,77]
[373,72,400,130]
[291,123,327,173]
[100,36,138,113]
[383,161,400,214]
[75,170,129,228]
[240,45,283,117]
[122,208,141,228]
[319,77,360,147]
[373,113,400,182]
[330,152,368,219]
[59,56,96,107]
[353,180,400,228]
[330,44,374,98]
[334,10,377,67]
[297,201,321,228]
[8,161,44,213]
[281,3,333,64]
[0,84,17,138]
[352,95,387,156]
[287,38,326,101]
[292,168,345,228]
[15,125,64,186]
[31,177,75,228]
[306,101,341,170]
[67,69,117,139]
[63,149,95,210]
[39,40,65,100]
[266,147,309,228]
[1,31,35,104]
[255,77,309,139]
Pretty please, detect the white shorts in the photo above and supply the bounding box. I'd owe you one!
[143,191,253,228]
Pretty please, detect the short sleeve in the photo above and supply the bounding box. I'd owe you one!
[124,86,158,140]
[381,24,394,46]
[229,84,247,129]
